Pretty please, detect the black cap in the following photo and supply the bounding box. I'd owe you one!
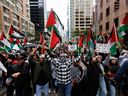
[18,52,27,59]
[8,54,15,60]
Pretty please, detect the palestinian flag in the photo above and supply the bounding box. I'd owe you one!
[87,28,94,56]
[0,32,11,51]
[50,28,60,49]
[23,37,27,46]
[78,35,84,47]
[46,9,64,49]
[77,35,84,53]
[8,25,25,39]
[39,32,46,53]
[11,38,22,50]
[118,15,128,39]
[96,32,105,43]
[108,23,119,56]
[39,32,44,45]
[0,47,5,51]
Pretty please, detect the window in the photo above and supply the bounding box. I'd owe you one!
[4,25,9,33]
[100,12,103,20]
[4,16,10,23]
[75,18,79,20]
[106,22,109,30]
[80,21,84,24]
[106,0,109,2]
[114,0,120,11]
[100,0,103,8]
[106,7,110,16]
[114,17,119,27]
[86,21,90,23]
[100,25,102,31]
[114,18,119,27]
[126,0,128,5]
[80,18,84,20]
[3,7,9,15]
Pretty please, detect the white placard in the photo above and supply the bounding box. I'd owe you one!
[96,43,110,53]
[68,44,77,51]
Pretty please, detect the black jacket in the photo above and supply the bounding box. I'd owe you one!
[33,60,51,85]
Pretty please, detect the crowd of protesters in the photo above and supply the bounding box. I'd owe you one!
[0,44,128,96]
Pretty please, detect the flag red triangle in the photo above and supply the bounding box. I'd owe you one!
[39,32,44,44]
[10,37,14,43]
[23,37,27,46]
[78,35,83,47]
[16,39,20,45]
[110,24,119,43]
[87,28,92,42]
[122,15,128,25]
[46,10,56,28]
[8,25,14,34]
[50,28,60,49]
[0,32,5,40]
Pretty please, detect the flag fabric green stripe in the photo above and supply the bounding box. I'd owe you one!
[119,25,128,32]
[110,43,117,56]
[88,40,94,56]
[0,47,5,51]
[118,25,128,38]
[5,45,11,52]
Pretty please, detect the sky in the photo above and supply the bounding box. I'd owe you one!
[46,0,95,31]
[46,0,67,30]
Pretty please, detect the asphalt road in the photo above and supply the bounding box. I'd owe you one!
[0,87,57,96]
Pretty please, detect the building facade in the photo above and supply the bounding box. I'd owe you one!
[68,0,93,38]
[95,0,128,33]
[0,0,35,36]
[30,0,46,32]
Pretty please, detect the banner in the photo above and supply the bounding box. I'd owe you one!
[96,43,110,53]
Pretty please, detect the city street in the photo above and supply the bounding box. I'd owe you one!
[0,87,57,96]
[0,0,128,96]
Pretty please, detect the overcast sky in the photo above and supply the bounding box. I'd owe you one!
[46,0,67,30]
[46,0,95,31]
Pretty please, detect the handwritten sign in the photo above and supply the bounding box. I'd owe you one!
[96,43,110,53]
[68,44,77,51]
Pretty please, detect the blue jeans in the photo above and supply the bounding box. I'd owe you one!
[36,83,49,96]
[108,81,116,96]
[115,60,128,81]
[58,82,72,96]
[96,76,107,96]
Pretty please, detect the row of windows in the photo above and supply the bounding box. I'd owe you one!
[100,0,120,8]
[100,0,120,21]
[3,15,34,33]
[99,17,119,31]
[100,0,128,9]
[75,28,85,31]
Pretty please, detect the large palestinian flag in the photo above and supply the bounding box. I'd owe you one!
[8,25,25,39]
[10,38,22,50]
[108,23,119,56]
[0,32,11,51]
[118,15,128,39]
[46,9,64,49]
[87,28,94,56]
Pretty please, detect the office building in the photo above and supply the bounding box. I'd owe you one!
[68,0,93,38]
[0,0,35,37]
[95,0,128,33]
[30,0,46,32]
